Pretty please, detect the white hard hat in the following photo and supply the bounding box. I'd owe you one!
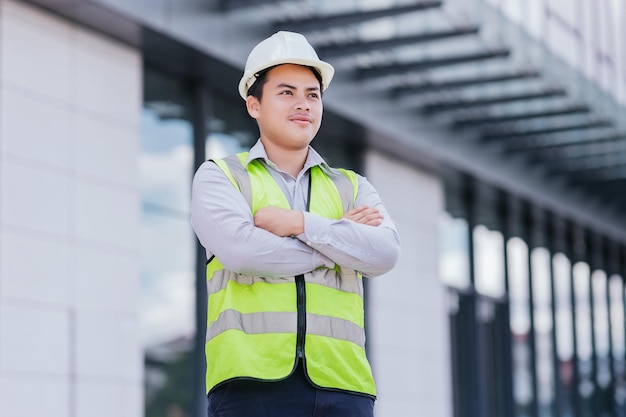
[238,31,335,100]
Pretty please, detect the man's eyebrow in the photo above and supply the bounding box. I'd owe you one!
[276,83,320,91]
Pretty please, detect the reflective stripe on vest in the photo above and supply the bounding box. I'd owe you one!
[205,153,376,398]
[207,310,366,348]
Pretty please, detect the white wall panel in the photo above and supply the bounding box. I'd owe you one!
[75,379,142,417]
[0,375,70,416]
[0,158,71,236]
[0,88,71,169]
[364,150,452,417]
[75,312,141,380]
[0,302,70,375]
[0,230,70,305]
[1,0,72,103]
[72,246,139,314]
[73,28,141,125]
[73,112,139,187]
[73,178,140,250]
[0,1,143,416]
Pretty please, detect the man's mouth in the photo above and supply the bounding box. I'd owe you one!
[290,115,312,125]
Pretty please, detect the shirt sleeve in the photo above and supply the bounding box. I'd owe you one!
[296,174,400,278]
[190,160,335,278]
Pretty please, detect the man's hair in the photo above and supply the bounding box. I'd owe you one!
[247,65,323,101]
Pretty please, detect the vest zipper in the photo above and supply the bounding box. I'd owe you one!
[295,274,306,359]
[296,172,312,361]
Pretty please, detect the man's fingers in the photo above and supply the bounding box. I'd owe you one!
[346,205,372,217]
[360,212,383,225]
[343,205,383,225]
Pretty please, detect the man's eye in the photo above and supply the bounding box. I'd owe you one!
[280,90,293,95]
[309,93,319,98]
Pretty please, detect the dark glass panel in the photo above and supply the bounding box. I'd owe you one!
[142,66,195,417]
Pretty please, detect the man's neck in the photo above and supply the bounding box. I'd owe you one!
[262,140,309,178]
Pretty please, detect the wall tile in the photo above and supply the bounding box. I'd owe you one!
[75,379,142,417]
[1,88,71,169]
[1,2,72,102]
[73,178,140,250]
[75,312,142,380]
[0,158,70,236]
[72,245,139,314]
[0,230,70,305]
[73,112,139,187]
[0,302,69,375]
[73,29,141,125]
[0,375,69,417]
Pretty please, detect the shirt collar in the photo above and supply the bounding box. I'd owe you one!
[244,139,332,175]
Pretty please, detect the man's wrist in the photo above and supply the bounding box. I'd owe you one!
[291,210,305,235]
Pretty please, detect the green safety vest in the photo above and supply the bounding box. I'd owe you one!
[205,152,376,398]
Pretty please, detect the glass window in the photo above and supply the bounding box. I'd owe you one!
[531,247,555,415]
[609,275,625,360]
[474,224,505,298]
[440,211,471,289]
[508,237,534,414]
[610,275,626,409]
[553,252,575,416]
[206,92,257,160]
[592,270,611,389]
[141,67,196,417]
[573,261,595,415]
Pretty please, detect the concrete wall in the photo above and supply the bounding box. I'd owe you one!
[365,150,453,417]
[0,1,143,415]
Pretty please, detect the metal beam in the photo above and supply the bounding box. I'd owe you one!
[525,140,626,162]
[318,27,484,58]
[549,160,626,175]
[453,104,590,128]
[570,175,626,187]
[506,132,626,152]
[390,69,537,97]
[352,27,498,80]
[574,168,626,188]
[482,120,611,141]
[273,1,443,31]
[220,0,281,11]
[594,190,626,201]
[421,88,567,114]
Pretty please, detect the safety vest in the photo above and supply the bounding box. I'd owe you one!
[205,152,376,398]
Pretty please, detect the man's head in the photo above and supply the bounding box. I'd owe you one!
[245,63,324,150]
[239,32,334,151]
[238,31,334,100]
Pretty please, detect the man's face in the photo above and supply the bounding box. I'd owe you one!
[246,64,323,151]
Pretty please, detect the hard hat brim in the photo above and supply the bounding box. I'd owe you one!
[238,58,335,100]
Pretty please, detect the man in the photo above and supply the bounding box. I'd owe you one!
[191,31,400,417]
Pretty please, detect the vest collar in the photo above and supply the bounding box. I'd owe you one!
[245,139,333,176]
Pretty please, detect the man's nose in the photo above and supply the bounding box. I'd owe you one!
[295,97,310,111]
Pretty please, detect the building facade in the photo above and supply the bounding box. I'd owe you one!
[0,1,625,417]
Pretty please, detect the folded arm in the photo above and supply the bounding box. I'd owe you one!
[255,175,400,278]
[298,175,400,277]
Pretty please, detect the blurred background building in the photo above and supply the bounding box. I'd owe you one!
[1,0,625,416]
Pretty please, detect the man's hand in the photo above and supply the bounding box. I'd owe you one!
[254,206,304,237]
[343,205,383,226]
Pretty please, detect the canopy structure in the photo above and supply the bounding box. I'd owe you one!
[28,0,626,237]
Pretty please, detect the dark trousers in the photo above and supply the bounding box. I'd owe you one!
[207,364,375,417]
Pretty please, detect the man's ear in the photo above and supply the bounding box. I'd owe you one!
[246,95,260,119]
